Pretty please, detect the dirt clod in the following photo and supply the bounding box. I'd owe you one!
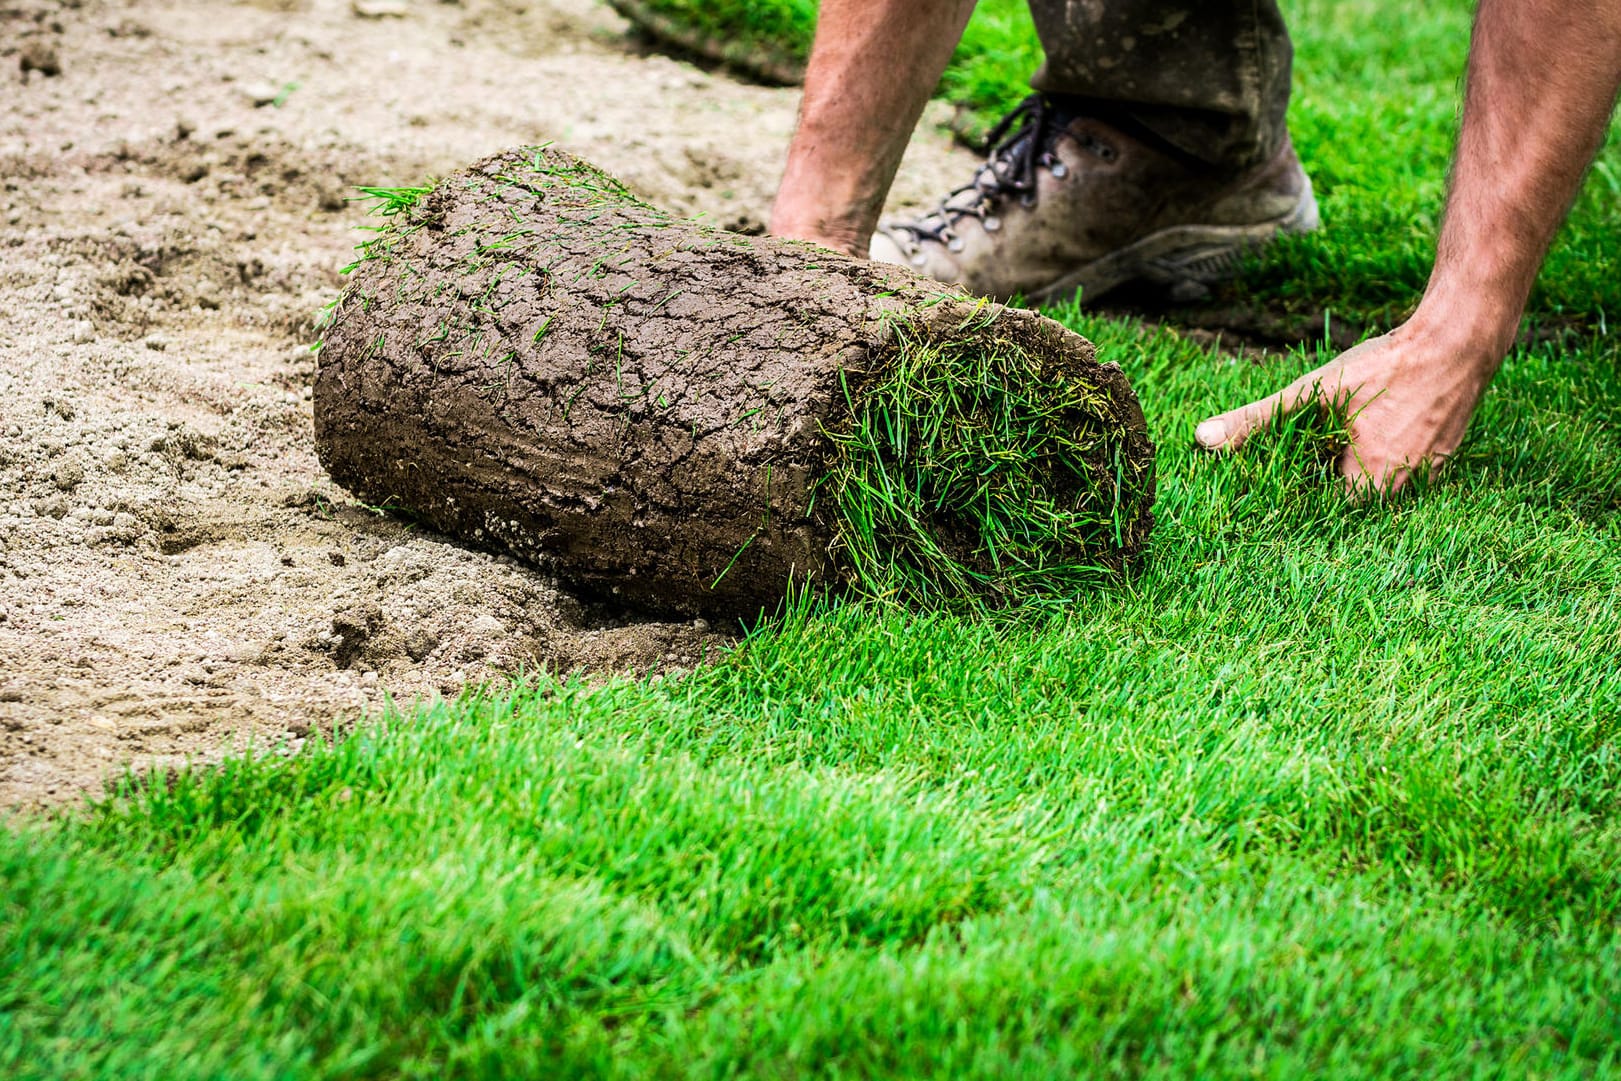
[19,42,62,78]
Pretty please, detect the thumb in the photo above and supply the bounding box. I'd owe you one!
[1193,357,1349,451]
[1194,382,1303,452]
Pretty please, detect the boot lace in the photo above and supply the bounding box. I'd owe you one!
[891,94,1078,250]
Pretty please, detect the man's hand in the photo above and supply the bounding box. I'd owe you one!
[1197,0,1621,496]
[1194,321,1502,496]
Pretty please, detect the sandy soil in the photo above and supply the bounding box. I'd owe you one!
[0,0,975,809]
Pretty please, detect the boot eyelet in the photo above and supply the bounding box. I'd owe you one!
[1020,194,1036,209]
[947,236,966,253]
[1098,145,1118,163]
[910,253,928,268]
[983,216,1001,232]
[1049,162,1068,180]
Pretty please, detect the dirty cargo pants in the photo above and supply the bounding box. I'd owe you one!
[1026,0,1293,172]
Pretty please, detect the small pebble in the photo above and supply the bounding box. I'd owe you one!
[239,82,280,108]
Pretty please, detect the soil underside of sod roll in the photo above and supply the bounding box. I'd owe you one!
[314,147,1155,618]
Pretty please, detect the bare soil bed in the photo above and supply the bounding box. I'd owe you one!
[0,0,976,809]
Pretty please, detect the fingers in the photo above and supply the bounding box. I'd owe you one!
[1338,442,1384,500]
[1342,444,1445,501]
[1192,394,1279,452]
[1193,330,1468,500]
[1193,373,1319,453]
[1196,362,1398,501]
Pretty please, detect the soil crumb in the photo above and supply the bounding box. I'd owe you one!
[0,0,983,809]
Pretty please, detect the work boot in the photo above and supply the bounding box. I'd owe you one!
[870,94,1319,305]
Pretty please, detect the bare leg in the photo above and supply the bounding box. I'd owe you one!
[770,0,977,255]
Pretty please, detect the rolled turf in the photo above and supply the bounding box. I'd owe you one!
[313,147,1155,617]
[606,0,812,85]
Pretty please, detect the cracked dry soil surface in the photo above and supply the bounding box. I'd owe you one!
[0,0,980,809]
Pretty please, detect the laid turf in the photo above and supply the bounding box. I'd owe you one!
[7,308,1619,1078]
[4,0,1621,1077]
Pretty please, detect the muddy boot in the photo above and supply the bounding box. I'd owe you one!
[870,93,1318,305]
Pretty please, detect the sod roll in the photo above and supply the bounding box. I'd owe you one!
[605,0,809,85]
[314,147,1155,617]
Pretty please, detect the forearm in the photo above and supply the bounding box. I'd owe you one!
[770,0,977,254]
[1410,0,1621,365]
[1195,1,1621,491]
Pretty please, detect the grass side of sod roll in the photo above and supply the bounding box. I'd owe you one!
[5,0,1621,1077]
[824,308,1153,605]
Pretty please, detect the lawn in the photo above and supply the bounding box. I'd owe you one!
[4,0,1620,1077]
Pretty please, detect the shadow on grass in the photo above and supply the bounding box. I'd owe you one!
[1091,272,1606,360]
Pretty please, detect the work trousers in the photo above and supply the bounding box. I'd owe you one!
[1026,0,1293,171]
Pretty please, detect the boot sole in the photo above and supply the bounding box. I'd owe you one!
[1026,184,1321,307]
